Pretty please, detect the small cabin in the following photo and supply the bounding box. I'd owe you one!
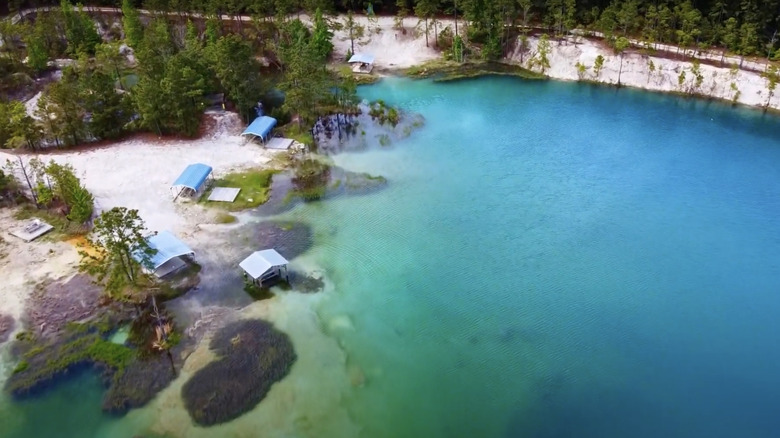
[348,53,375,74]
[239,249,289,286]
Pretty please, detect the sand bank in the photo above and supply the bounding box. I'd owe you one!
[513,36,779,110]
[331,15,778,111]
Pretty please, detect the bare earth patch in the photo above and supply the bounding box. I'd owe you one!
[25,274,104,338]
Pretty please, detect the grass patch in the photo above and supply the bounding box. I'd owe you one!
[278,123,314,146]
[201,169,277,212]
[215,212,237,224]
[12,360,28,374]
[13,205,86,240]
[404,60,545,82]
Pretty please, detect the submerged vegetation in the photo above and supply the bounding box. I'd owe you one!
[181,319,296,426]
[405,59,544,82]
[6,330,133,397]
[284,157,388,204]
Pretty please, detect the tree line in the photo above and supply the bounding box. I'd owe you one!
[1,0,356,150]
[4,0,780,62]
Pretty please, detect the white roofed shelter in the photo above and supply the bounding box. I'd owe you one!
[348,53,375,74]
[135,231,195,278]
[239,249,289,286]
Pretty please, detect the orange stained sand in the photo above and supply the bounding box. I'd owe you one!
[66,236,100,258]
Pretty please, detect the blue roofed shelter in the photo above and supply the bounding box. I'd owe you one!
[242,116,277,143]
[348,53,375,73]
[171,163,212,200]
[135,231,195,278]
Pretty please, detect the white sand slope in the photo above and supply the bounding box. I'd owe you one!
[512,36,779,110]
[330,16,442,69]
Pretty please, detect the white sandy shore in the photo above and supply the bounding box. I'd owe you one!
[514,36,779,110]
[331,16,440,69]
[331,16,778,110]
[0,209,80,326]
[334,15,778,110]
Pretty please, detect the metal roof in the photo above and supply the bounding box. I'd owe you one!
[172,163,212,191]
[348,53,375,64]
[239,249,289,280]
[136,231,194,270]
[241,116,277,140]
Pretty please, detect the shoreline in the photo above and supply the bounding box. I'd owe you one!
[1,8,779,436]
[6,9,777,112]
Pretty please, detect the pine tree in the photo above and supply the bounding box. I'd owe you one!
[61,0,101,55]
[121,0,144,49]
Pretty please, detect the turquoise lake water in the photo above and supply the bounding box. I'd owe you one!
[3,77,780,437]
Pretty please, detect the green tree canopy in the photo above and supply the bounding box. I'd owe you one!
[80,207,157,301]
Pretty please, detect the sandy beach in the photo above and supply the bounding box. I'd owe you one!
[330,14,778,111]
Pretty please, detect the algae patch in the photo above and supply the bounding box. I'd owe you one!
[181,319,296,426]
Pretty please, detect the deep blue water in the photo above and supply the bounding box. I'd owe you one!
[305,77,780,438]
[2,76,780,437]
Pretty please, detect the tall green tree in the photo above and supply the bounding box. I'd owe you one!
[37,70,87,147]
[23,24,50,74]
[279,32,330,128]
[0,101,42,150]
[415,0,438,47]
[158,52,207,137]
[310,8,334,60]
[614,36,630,86]
[122,0,145,49]
[530,34,552,73]
[80,207,157,301]
[342,10,365,55]
[95,42,127,89]
[61,0,102,55]
[44,161,94,223]
[207,34,265,122]
[82,68,132,140]
[674,0,701,56]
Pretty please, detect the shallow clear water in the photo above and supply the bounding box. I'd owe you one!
[3,76,780,437]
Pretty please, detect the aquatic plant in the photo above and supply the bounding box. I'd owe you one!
[103,348,180,414]
[5,332,134,397]
[181,319,296,426]
[290,158,331,201]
